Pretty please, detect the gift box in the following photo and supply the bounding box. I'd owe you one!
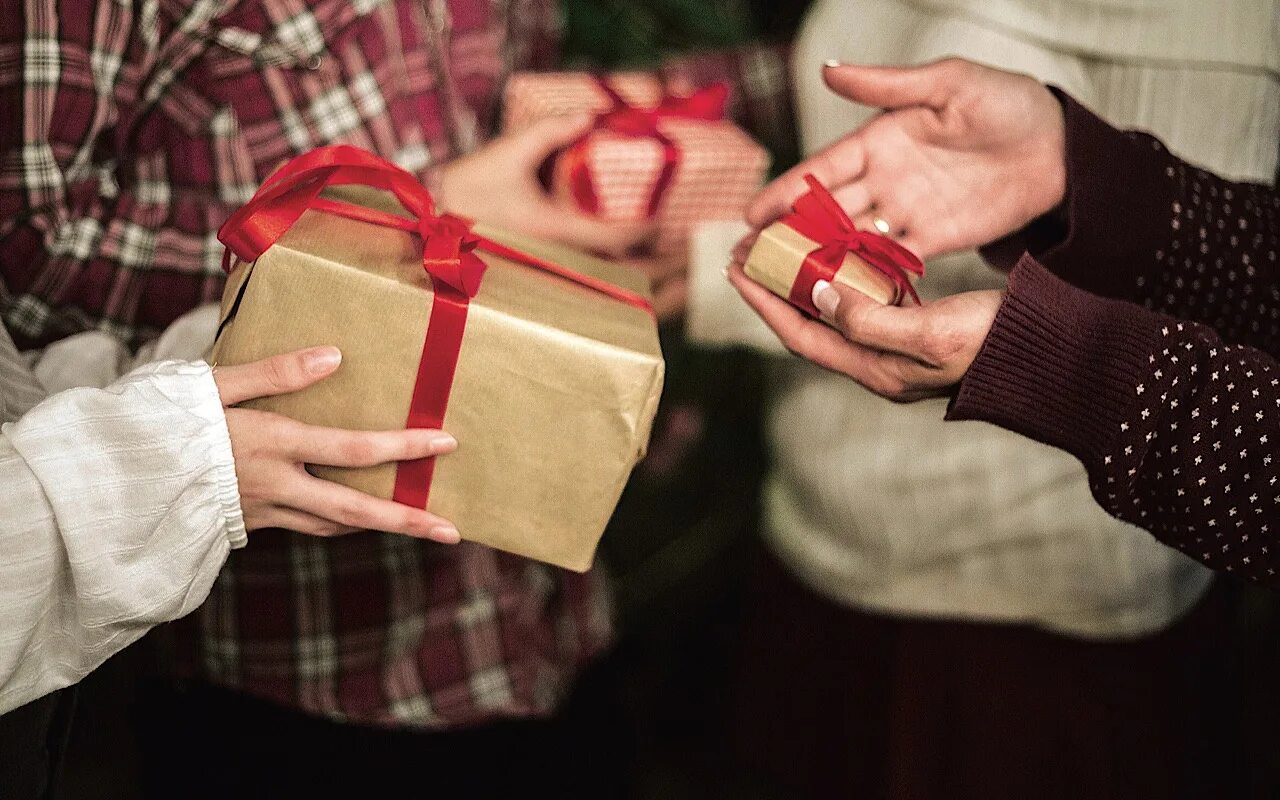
[743,175,924,314]
[503,72,770,253]
[211,146,664,572]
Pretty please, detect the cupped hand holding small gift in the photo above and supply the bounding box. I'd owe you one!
[214,347,461,542]
[728,264,1002,402]
[438,114,656,257]
[731,58,1073,400]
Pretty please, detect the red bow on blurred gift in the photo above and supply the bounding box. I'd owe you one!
[561,78,731,218]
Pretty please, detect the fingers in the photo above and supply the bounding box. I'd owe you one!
[284,474,461,543]
[727,262,860,368]
[851,207,931,262]
[832,183,874,222]
[279,422,458,468]
[852,209,910,242]
[745,137,867,228]
[728,264,948,401]
[812,281,928,359]
[731,231,759,267]
[250,506,362,537]
[517,113,596,161]
[821,59,969,111]
[665,74,697,96]
[214,347,343,406]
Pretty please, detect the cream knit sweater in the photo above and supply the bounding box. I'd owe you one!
[761,0,1278,638]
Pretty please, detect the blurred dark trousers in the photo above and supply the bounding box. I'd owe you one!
[136,674,629,799]
[734,552,1239,800]
[0,688,77,800]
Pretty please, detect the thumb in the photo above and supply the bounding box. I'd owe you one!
[812,280,923,356]
[213,346,342,406]
[822,59,965,111]
[516,112,595,161]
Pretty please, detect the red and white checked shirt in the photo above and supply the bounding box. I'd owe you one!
[0,0,612,728]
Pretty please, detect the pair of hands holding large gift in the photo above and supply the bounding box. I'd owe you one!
[222,109,665,540]
[729,59,1069,402]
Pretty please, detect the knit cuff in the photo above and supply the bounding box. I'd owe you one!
[947,256,1162,472]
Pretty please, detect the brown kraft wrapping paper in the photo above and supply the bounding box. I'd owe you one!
[743,220,902,307]
[212,205,665,572]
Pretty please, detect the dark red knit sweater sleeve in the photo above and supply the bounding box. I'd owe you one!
[984,90,1280,357]
[950,258,1280,586]
[953,92,1280,586]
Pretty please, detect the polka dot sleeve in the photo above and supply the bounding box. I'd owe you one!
[950,259,1279,586]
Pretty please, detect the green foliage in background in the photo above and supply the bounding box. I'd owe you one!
[560,0,757,68]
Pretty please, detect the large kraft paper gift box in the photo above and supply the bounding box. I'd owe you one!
[503,72,770,253]
[211,146,664,572]
[743,175,924,314]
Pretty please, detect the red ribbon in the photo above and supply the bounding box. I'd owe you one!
[783,174,924,313]
[561,78,730,219]
[219,144,653,510]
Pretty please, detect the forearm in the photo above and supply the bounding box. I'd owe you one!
[949,257,1280,586]
[0,361,244,713]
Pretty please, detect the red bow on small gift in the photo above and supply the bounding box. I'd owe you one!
[562,78,730,218]
[784,174,924,313]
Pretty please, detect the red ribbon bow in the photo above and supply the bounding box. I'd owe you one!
[784,174,924,313]
[218,144,653,511]
[220,145,487,297]
[563,78,730,218]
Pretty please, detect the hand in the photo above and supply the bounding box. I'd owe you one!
[727,265,1002,402]
[438,114,656,257]
[212,347,461,542]
[747,58,1066,260]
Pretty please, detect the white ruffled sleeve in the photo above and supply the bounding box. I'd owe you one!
[0,356,244,714]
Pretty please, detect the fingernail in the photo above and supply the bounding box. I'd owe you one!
[304,347,342,375]
[721,265,730,279]
[813,280,840,317]
[431,523,461,544]
[429,431,458,451]
[824,59,843,69]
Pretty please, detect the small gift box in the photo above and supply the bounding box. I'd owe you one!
[503,72,770,253]
[743,175,924,312]
[212,146,664,572]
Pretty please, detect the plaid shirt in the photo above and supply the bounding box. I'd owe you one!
[0,0,611,729]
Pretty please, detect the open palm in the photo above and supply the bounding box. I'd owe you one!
[747,59,1068,261]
